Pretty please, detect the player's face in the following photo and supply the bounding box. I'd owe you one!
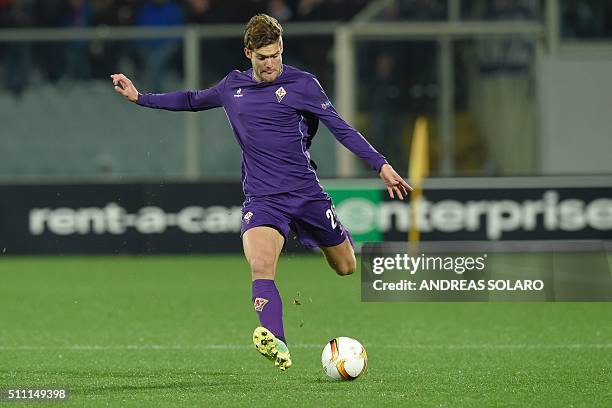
[245,41,283,82]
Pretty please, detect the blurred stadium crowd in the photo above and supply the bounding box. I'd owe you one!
[0,0,369,27]
[0,0,610,33]
[1,0,610,179]
[0,0,545,96]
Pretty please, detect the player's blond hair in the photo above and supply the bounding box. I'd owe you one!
[244,14,283,51]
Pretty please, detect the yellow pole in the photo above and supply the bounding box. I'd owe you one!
[408,117,429,245]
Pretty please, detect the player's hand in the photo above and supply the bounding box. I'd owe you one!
[379,163,413,200]
[110,73,139,102]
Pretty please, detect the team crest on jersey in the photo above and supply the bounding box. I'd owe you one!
[243,211,253,224]
[321,100,332,110]
[253,297,269,312]
[234,88,243,98]
[275,86,286,103]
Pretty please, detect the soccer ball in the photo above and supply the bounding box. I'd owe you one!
[321,337,367,380]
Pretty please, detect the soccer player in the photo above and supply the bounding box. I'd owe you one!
[111,13,412,371]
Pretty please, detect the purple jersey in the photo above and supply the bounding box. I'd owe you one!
[137,64,387,197]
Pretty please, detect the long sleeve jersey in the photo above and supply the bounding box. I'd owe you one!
[137,64,387,197]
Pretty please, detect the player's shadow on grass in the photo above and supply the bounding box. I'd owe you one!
[74,381,214,394]
[2,368,237,379]
[1,368,244,395]
[73,373,244,395]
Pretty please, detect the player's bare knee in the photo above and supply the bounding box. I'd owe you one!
[335,264,355,276]
[249,256,275,279]
[335,257,356,276]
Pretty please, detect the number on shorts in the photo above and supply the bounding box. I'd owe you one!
[326,208,338,229]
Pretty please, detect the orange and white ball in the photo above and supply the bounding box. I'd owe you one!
[321,337,367,380]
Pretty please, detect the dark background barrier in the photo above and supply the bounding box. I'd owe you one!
[1,178,610,254]
[327,178,612,244]
[1,182,245,254]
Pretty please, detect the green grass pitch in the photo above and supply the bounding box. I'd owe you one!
[1,255,611,407]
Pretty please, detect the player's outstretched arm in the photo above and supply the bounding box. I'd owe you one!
[379,163,413,200]
[110,73,224,112]
[301,76,413,200]
[110,73,139,102]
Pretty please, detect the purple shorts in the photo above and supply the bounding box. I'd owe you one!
[240,187,352,249]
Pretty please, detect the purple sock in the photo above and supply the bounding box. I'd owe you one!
[252,279,286,344]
